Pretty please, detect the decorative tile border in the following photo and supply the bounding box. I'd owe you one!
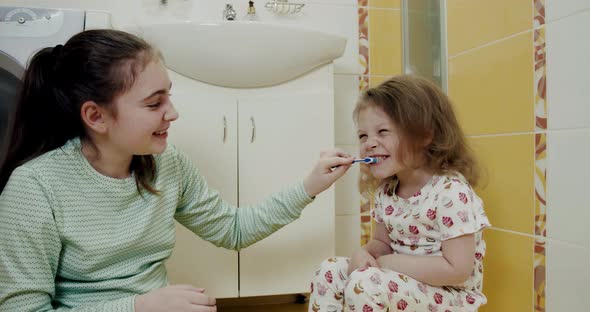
[534,240,546,312]
[535,133,547,237]
[534,0,545,28]
[358,6,369,76]
[359,144,374,246]
[533,1,546,311]
[359,163,379,246]
[359,76,370,93]
[360,214,372,246]
[534,27,547,131]
[534,133,547,312]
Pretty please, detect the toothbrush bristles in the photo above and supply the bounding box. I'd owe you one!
[366,157,378,164]
[351,157,378,164]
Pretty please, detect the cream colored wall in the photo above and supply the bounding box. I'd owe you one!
[543,1,590,311]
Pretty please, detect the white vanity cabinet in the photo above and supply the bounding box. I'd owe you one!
[165,82,239,297]
[165,64,335,298]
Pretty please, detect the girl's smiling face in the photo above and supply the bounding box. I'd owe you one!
[104,59,178,156]
[357,105,406,180]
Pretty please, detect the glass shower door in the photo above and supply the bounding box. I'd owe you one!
[402,0,447,92]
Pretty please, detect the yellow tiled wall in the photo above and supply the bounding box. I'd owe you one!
[368,0,400,9]
[446,0,531,56]
[470,135,535,234]
[446,1,539,311]
[449,31,534,135]
[483,230,534,311]
[368,8,402,78]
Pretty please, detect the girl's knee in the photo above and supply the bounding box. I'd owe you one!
[345,267,383,293]
[344,268,417,311]
[312,257,349,287]
[346,267,413,295]
[348,266,384,282]
[317,256,349,271]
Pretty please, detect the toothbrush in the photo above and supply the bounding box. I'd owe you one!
[352,157,379,164]
[331,157,378,170]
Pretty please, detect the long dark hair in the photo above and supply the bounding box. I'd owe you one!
[0,29,160,194]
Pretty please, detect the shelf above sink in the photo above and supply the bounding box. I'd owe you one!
[123,21,347,88]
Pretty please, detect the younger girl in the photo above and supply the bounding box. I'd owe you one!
[0,29,353,311]
[309,75,490,312]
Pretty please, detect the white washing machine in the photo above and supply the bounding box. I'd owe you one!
[0,6,110,151]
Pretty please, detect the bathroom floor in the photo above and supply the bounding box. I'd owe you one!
[217,295,308,311]
[220,303,307,311]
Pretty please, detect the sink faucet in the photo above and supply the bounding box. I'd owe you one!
[223,4,236,20]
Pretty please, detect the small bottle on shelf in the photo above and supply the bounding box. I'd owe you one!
[244,0,259,21]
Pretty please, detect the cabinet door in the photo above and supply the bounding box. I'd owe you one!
[165,71,239,298]
[238,92,335,296]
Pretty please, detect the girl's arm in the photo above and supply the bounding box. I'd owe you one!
[376,234,476,286]
[347,222,392,274]
[363,222,393,258]
[174,148,352,251]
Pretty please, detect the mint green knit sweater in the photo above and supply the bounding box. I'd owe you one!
[0,138,313,311]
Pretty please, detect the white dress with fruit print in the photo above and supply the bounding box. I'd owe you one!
[372,173,491,308]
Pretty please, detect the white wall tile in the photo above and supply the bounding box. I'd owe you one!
[546,130,590,247]
[335,74,360,145]
[546,10,590,130]
[279,3,359,75]
[335,145,361,215]
[546,238,590,311]
[335,214,360,257]
[546,0,590,22]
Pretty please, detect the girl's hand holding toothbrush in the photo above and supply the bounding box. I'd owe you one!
[303,149,355,197]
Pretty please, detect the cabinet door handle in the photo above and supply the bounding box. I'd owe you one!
[250,116,256,143]
[223,115,227,143]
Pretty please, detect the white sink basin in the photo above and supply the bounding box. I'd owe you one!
[124,21,346,88]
